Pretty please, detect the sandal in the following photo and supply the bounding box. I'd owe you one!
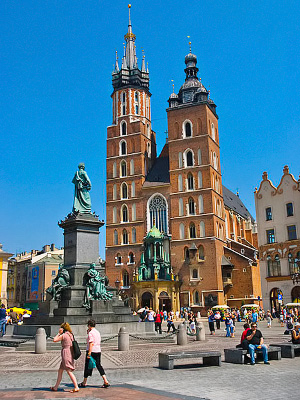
[101,383,110,388]
[70,388,79,393]
[79,383,86,388]
[50,387,58,392]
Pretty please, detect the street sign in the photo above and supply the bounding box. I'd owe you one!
[278,294,283,301]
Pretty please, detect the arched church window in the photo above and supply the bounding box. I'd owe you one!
[211,123,215,141]
[178,152,183,168]
[188,197,195,215]
[123,270,130,286]
[122,92,126,115]
[198,149,202,165]
[122,229,128,244]
[128,252,134,264]
[189,222,196,238]
[120,140,127,156]
[113,184,117,200]
[198,195,204,213]
[186,150,194,167]
[120,161,127,177]
[132,203,136,221]
[121,183,128,199]
[148,194,168,233]
[122,205,128,222]
[113,207,117,223]
[194,290,200,304]
[121,121,127,136]
[116,253,122,264]
[198,171,202,188]
[187,173,194,190]
[184,247,190,260]
[135,91,139,114]
[183,120,192,138]
[192,269,198,279]
[179,198,184,216]
[130,159,134,175]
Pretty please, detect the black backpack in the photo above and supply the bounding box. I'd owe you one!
[72,334,82,360]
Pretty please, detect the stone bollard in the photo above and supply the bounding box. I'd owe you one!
[196,321,205,341]
[35,327,47,354]
[177,323,187,346]
[197,312,201,319]
[118,327,129,351]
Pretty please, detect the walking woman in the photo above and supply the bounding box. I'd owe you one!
[50,322,79,393]
[79,319,110,388]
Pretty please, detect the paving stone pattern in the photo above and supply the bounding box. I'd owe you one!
[0,321,299,400]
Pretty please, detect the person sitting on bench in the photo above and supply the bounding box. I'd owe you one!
[292,322,300,344]
[246,322,270,365]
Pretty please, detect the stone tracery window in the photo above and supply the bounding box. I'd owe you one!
[148,194,168,233]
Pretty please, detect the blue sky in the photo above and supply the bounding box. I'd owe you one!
[1,0,300,257]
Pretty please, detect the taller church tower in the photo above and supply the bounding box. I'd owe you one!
[167,46,226,306]
[106,6,156,287]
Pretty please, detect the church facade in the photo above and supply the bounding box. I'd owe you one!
[105,9,261,312]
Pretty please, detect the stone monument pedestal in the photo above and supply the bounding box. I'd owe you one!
[20,212,153,338]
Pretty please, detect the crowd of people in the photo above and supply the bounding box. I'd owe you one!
[0,304,31,336]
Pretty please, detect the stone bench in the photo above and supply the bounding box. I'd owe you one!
[270,343,300,358]
[224,346,281,364]
[158,350,221,370]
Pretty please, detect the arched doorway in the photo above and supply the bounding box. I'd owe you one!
[270,288,283,314]
[291,286,300,303]
[141,291,153,309]
[159,291,171,312]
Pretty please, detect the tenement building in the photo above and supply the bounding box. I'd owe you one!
[255,166,300,311]
[105,8,261,312]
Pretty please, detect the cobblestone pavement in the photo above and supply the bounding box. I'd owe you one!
[0,321,299,400]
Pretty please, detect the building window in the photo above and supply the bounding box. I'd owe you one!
[189,222,196,238]
[148,194,168,233]
[267,254,281,277]
[266,229,276,244]
[114,230,118,245]
[113,207,117,223]
[213,152,217,170]
[192,269,198,279]
[188,197,195,215]
[266,207,272,221]
[194,290,200,304]
[52,270,56,276]
[123,270,130,287]
[122,229,128,244]
[178,174,183,191]
[287,225,297,240]
[121,183,128,199]
[135,91,139,115]
[187,173,194,190]
[122,205,128,222]
[122,92,126,115]
[184,247,190,261]
[128,252,134,264]
[198,245,204,260]
[130,159,134,175]
[121,121,127,136]
[183,120,192,138]
[186,150,194,167]
[116,254,122,264]
[132,228,136,243]
[211,123,215,141]
[286,202,294,217]
[289,252,300,275]
[120,161,127,177]
[200,221,205,238]
[180,223,185,239]
[120,140,127,156]
[179,198,184,216]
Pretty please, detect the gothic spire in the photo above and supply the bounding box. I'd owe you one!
[124,4,137,70]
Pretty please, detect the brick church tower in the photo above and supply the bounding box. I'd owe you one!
[106,6,156,288]
[167,45,226,306]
